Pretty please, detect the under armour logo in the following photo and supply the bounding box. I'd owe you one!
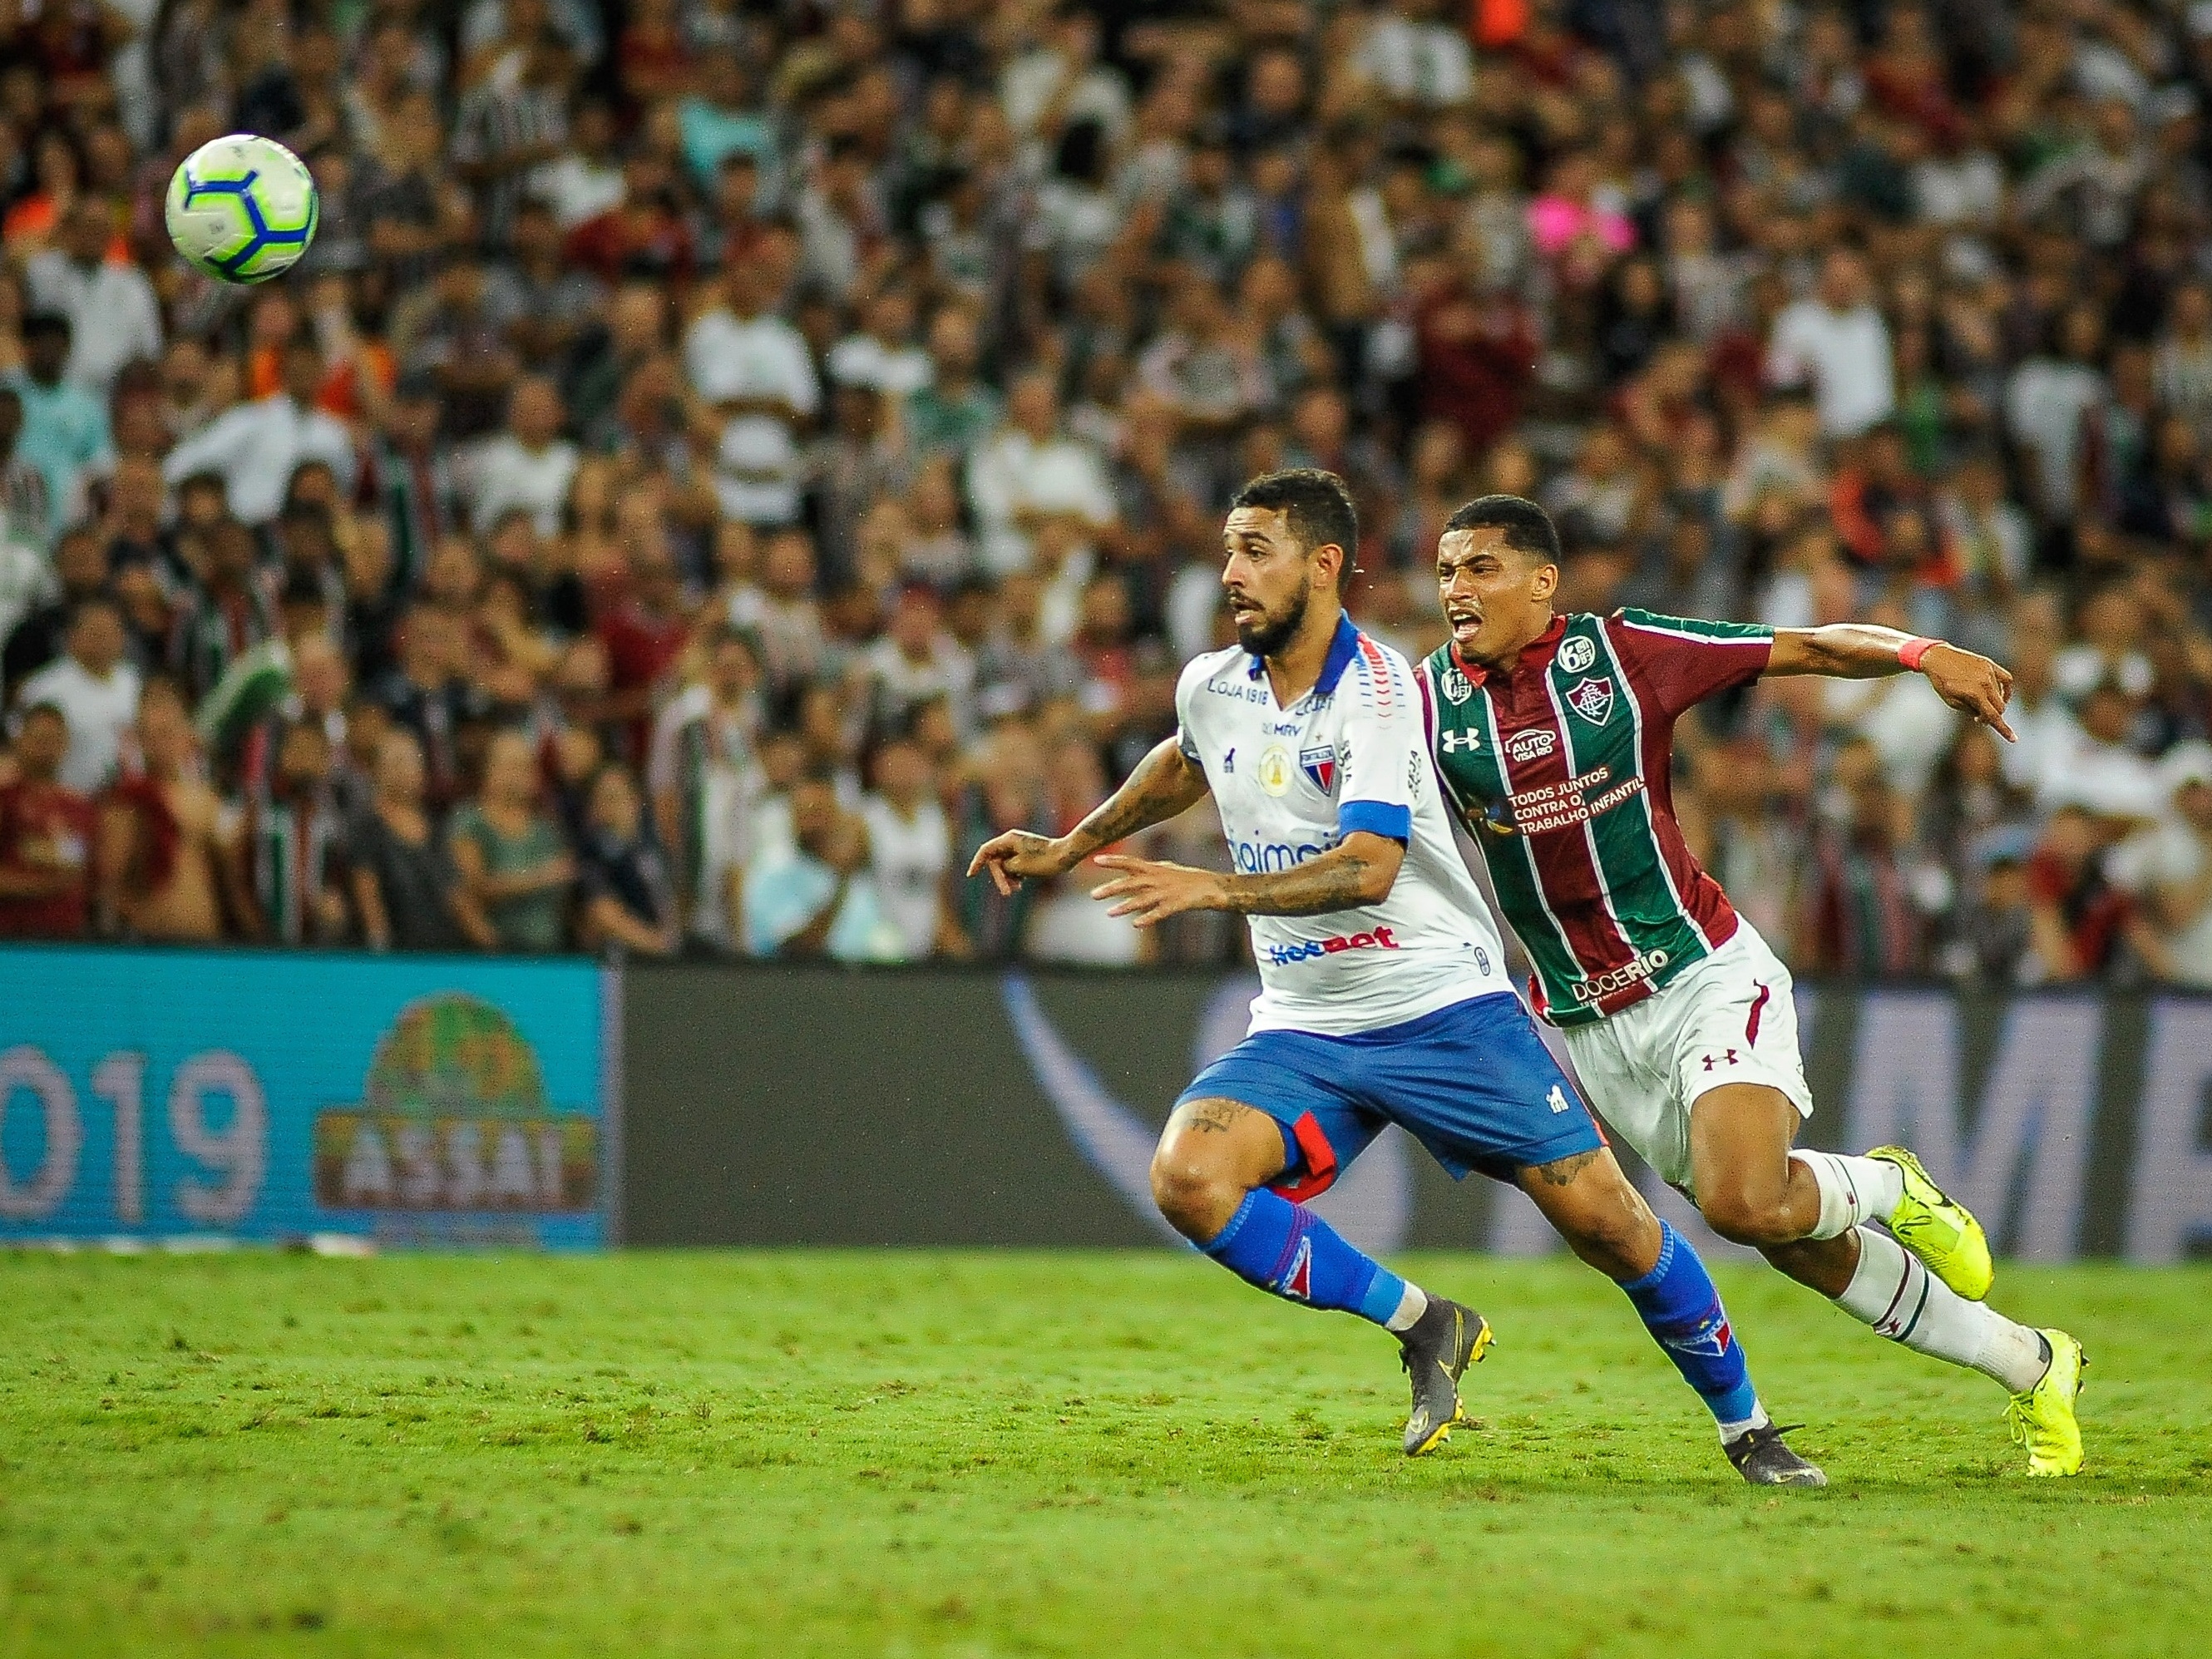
[1700,1049,1741,1072]
[1441,732,1479,753]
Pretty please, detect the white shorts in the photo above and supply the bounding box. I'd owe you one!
[1560,921,1814,1197]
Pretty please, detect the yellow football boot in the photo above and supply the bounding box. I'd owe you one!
[1868,1145,1995,1301]
[1399,1298,1492,1456]
[2004,1328,2086,1477]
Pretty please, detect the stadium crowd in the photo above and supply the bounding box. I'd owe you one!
[2,0,2211,985]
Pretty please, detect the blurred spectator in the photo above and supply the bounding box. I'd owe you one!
[1768,248,1896,439]
[19,594,139,793]
[860,728,961,962]
[1805,738,1924,975]
[742,769,892,960]
[904,303,1000,461]
[3,526,106,689]
[1942,827,2041,985]
[0,483,50,656]
[0,383,52,551]
[576,762,676,955]
[373,603,481,810]
[3,0,2212,990]
[462,376,577,537]
[649,624,759,951]
[684,249,817,528]
[2024,802,2148,982]
[449,727,574,952]
[161,334,355,525]
[240,718,349,946]
[2006,304,2109,532]
[1025,735,1145,965]
[854,583,975,746]
[2111,744,2212,987]
[1354,0,1475,110]
[23,198,160,395]
[5,311,111,531]
[0,701,92,938]
[969,370,1116,577]
[350,728,490,953]
[97,679,249,944]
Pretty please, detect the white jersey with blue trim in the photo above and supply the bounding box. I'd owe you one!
[1173,614,1516,1036]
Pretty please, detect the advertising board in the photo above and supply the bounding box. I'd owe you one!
[0,947,615,1249]
[622,965,2212,1264]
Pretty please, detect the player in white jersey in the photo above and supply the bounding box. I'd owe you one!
[971,471,1822,1483]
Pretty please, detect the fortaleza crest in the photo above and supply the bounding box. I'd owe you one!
[1565,676,1615,724]
[1299,744,1338,792]
[313,995,597,1213]
[1558,634,1597,674]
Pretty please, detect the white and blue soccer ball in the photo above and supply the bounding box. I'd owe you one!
[165,133,319,284]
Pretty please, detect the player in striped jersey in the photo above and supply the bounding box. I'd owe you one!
[1420,495,2086,1476]
[975,472,1822,1482]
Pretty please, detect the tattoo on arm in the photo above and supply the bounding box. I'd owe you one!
[1217,837,1399,917]
[1065,738,1209,859]
[1530,1148,1604,1187]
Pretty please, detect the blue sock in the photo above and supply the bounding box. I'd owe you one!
[1617,1221,1763,1434]
[1200,1188,1412,1327]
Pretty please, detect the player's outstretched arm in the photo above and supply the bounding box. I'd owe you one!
[965,734,1211,896]
[1090,831,1405,926]
[1767,625,2016,740]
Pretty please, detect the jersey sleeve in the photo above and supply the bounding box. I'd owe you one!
[1173,657,1207,764]
[1336,639,1421,844]
[1605,609,1775,721]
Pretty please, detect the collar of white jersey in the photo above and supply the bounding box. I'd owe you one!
[1245,611,1363,703]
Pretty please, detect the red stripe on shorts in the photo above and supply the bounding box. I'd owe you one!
[1270,1112,1341,1202]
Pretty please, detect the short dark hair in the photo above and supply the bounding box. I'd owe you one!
[1443,494,1562,565]
[1229,468,1360,590]
[22,310,70,344]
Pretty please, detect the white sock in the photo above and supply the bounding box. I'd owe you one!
[1790,1149,1906,1238]
[1834,1227,2050,1394]
[1384,1281,1429,1333]
[1716,1400,1770,1444]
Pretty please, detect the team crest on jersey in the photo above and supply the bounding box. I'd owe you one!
[1565,676,1615,724]
[1299,744,1337,793]
[1507,728,1557,763]
[1440,664,1474,704]
[1558,634,1597,674]
[1256,743,1294,796]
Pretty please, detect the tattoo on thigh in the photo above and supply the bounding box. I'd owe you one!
[1182,1099,1252,1135]
[1531,1148,1603,1187]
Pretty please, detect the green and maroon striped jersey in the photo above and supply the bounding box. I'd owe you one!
[1419,609,1775,1026]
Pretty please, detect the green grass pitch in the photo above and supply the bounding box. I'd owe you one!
[1,1250,2205,1657]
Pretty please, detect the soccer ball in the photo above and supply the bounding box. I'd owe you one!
[165,134,319,284]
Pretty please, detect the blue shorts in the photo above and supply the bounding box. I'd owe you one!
[1175,991,1606,1198]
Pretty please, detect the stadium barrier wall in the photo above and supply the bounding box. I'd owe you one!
[0,946,617,1250]
[6,952,2205,1262]
[620,965,2212,1265]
